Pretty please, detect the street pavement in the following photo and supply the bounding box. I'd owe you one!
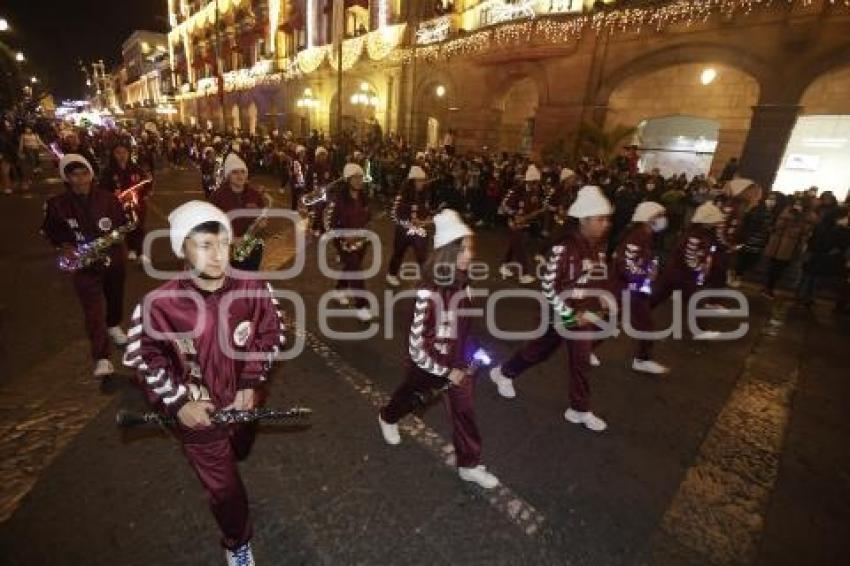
[0,166,848,565]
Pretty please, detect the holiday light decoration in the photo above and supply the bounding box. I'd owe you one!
[329,35,365,70]
[366,23,406,60]
[487,0,537,25]
[416,16,452,45]
[297,46,330,74]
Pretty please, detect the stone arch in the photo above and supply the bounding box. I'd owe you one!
[488,62,550,111]
[787,44,850,107]
[595,42,773,110]
[327,76,381,137]
[602,60,761,176]
[412,70,459,150]
[494,76,540,154]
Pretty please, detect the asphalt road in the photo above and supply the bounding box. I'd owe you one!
[0,165,847,565]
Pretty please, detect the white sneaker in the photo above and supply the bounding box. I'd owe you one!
[564,408,607,432]
[385,274,400,287]
[499,265,513,279]
[127,250,138,261]
[693,330,722,340]
[138,254,150,264]
[632,359,670,375]
[332,290,350,306]
[378,414,401,445]
[356,307,375,322]
[107,326,128,347]
[519,274,536,284]
[93,359,114,378]
[489,366,516,399]
[458,465,500,489]
[589,353,601,367]
[225,542,255,566]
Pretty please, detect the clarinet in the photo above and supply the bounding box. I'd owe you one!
[115,406,313,428]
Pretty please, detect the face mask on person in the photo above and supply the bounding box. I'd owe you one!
[650,216,668,232]
[646,183,655,191]
[765,199,776,209]
[838,216,849,227]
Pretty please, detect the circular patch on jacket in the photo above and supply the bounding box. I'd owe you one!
[98,217,113,231]
[233,320,252,347]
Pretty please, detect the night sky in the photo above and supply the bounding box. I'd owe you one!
[2,0,168,101]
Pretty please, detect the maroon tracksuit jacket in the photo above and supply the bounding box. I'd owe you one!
[614,224,658,359]
[41,187,129,361]
[382,283,482,467]
[209,182,265,238]
[388,185,433,277]
[100,162,152,255]
[123,275,286,550]
[324,187,371,307]
[502,228,608,411]
[501,184,543,273]
[653,223,718,307]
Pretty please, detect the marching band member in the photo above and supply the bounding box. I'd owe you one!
[324,162,374,322]
[721,178,763,287]
[613,201,669,375]
[210,153,267,272]
[385,165,434,287]
[40,154,130,379]
[499,165,545,284]
[200,146,218,198]
[378,209,500,489]
[290,145,308,210]
[537,167,579,260]
[652,202,725,340]
[100,141,153,262]
[489,186,613,432]
[305,146,334,236]
[124,201,285,566]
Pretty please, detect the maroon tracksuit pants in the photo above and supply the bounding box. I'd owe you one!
[501,325,593,412]
[381,366,482,468]
[622,290,653,360]
[179,423,257,550]
[125,205,147,256]
[71,262,125,361]
[502,229,531,275]
[335,245,368,308]
[388,228,428,277]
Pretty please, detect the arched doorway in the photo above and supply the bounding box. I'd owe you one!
[247,101,258,135]
[637,116,720,178]
[774,66,850,200]
[497,77,538,154]
[427,117,441,149]
[328,81,380,142]
[605,62,759,176]
[416,80,452,150]
[230,103,241,132]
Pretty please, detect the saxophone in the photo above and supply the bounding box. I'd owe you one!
[232,193,273,262]
[58,219,138,272]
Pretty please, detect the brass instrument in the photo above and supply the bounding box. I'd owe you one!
[509,207,544,230]
[58,219,138,272]
[696,245,717,287]
[232,192,273,262]
[117,178,152,210]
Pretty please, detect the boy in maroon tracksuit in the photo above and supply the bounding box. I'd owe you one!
[210,153,268,272]
[613,201,669,375]
[652,202,726,340]
[99,142,153,262]
[323,162,374,321]
[41,154,130,380]
[490,186,613,432]
[124,200,285,566]
[499,165,544,283]
[379,209,500,489]
[385,165,434,287]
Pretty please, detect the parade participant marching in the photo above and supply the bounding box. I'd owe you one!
[324,162,374,321]
[124,201,286,566]
[290,145,308,210]
[720,178,762,287]
[613,201,670,375]
[210,153,269,272]
[200,146,218,198]
[652,202,726,339]
[41,154,130,379]
[305,146,334,236]
[378,209,500,489]
[499,165,545,284]
[489,186,613,432]
[100,141,153,262]
[538,167,579,260]
[386,165,434,287]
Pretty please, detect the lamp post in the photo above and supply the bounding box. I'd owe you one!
[350,82,378,143]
